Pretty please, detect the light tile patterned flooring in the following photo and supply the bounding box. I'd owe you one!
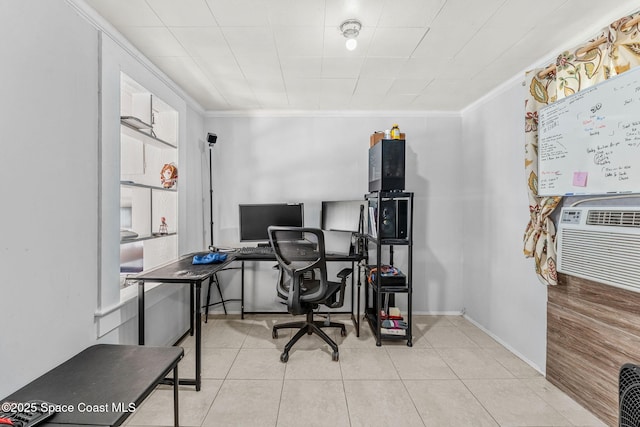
[125,315,607,427]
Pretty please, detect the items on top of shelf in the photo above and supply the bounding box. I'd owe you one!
[160,163,178,188]
[369,130,406,147]
[390,123,401,139]
[158,217,168,235]
[367,265,402,284]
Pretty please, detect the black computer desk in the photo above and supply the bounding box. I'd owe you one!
[131,250,363,392]
[132,253,236,391]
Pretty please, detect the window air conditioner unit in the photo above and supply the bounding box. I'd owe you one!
[556,206,640,292]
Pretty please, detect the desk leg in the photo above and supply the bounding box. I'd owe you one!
[173,364,179,427]
[194,281,202,391]
[241,261,245,320]
[350,261,360,337]
[138,282,145,345]
[189,284,194,336]
[357,262,361,337]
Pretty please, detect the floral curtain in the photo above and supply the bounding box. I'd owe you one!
[523,12,640,286]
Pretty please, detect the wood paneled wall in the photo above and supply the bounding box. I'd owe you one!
[547,273,640,426]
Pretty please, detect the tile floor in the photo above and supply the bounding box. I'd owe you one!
[125,314,607,427]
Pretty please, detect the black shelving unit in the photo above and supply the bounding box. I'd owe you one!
[364,191,413,346]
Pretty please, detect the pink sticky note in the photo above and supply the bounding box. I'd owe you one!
[573,172,588,187]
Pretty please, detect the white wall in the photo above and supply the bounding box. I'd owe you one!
[0,0,208,397]
[0,1,99,397]
[204,114,464,314]
[460,80,548,372]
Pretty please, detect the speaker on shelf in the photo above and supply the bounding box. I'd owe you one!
[379,200,408,239]
[368,139,405,192]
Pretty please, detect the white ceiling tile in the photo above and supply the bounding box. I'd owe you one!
[254,91,290,108]
[170,27,228,57]
[222,93,261,109]
[434,58,481,80]
[368,27,429,57]
[280,57,322,79]
[379,0,446,28]
[354,78,394,95]
[85,0,163,27]
[215,78,253,98]
[411,25,475,59]
[286,78,324,95]
[396,57,449,79]
[205,0,270,26]
[267,0,326,26]
[324,0,385,27]
[235,54,282,77]
[146,0,217,27]
[411,93,462,110]
[380,93,419,109]
[322,57,364,78]
[359,58,406,79]
[389,78,429,94]
[430,0,504,31]
[222,27,277,56]
[349,92,389,109]
[486,0,567,32]
[455,27,522,65]
[194,53,242,80]
[245,75,286,93]
[287,92,320,109]
[274,27,324,57]
[318,79,357,108]
[117,27,188,57]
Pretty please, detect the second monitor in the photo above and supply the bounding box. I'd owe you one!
[239,203,304,242]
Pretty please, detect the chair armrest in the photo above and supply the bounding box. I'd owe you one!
[337,268,352,280]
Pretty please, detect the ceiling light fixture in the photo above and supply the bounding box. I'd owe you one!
[340,19,361,51]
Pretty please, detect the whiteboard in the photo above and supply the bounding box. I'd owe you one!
[538,65,640,196]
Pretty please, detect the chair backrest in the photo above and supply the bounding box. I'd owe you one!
[268,226,329,309]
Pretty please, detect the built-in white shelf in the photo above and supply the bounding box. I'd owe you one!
[120,119,177,149]
[120,181,177,192]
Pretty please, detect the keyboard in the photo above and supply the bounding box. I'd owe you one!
[0,400,56,427]
[237,246,274,256]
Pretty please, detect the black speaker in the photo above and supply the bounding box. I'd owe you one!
[368,139,405,192]
[379,200,408,239]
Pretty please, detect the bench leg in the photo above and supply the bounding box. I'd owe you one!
[173,364,179,427]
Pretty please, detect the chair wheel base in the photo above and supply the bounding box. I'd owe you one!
[332,351,339,361]
[273,330,278,339]
[340,328,346,337]
[280,352,289,363]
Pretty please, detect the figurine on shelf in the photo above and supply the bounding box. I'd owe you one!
[160,163,178,188]
[159,217,168,235]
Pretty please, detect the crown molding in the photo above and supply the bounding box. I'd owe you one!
[204,109,461,118]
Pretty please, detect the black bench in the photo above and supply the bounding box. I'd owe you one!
[2,344,183,426]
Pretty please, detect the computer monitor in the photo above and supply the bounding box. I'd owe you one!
[239,203,304,242]
[321,200,367,232]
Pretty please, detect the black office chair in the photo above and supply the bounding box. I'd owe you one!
[268,226,352,362]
